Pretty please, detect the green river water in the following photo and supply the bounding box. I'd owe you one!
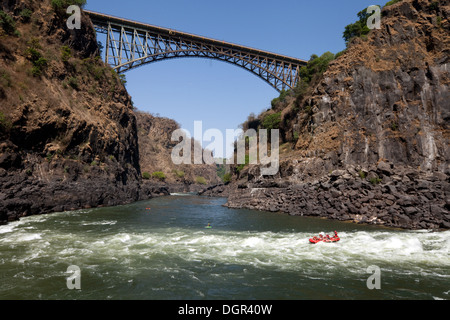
[0,195,449,300]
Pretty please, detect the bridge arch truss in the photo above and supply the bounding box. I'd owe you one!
[86,11,307,92]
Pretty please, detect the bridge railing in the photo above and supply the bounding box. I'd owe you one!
[85,10,307,92]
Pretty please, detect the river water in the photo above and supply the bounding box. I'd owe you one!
[0,195,449,300]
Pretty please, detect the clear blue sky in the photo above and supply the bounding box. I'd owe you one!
[85,0,379,157]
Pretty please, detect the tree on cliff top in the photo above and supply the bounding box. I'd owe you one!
[300,52,336,85]
[342,7,373,44]
[51,0,87,10]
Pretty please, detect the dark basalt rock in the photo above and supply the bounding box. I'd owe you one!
[203,0,450,231]
[217,162,449,230]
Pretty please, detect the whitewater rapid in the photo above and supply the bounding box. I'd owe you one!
[0,198,449,299]
[1,213,449,274]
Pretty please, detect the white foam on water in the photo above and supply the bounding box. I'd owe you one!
[1,209,449,296]
[0,224,17,234]
[121,229,450,277]
[170,192,197,196]
[20,233,42,242]
[1,232,43,243]
[2,221,449,273]
[81,220,117,226]
[0,216,41,234]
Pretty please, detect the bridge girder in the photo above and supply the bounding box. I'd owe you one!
[85,11,307,92]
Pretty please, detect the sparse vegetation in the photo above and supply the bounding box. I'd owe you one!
[342,7,374,44]
[358,170,367,179]
[26,39,48,77]
[51,0,87,11]
[0,70,12,88]
[93,66,105,81]
[370,177,382,185]
[119,74,127,86]
[236,154,250,173]
[300,52,336,85]
[20,8,33,22]
[391,121,399,131]
[152,171,166,181]
[223,172,232,183]
[0,10,19,36]
[240,112,261,131]
[0,111,12,130]
[68,77,79,90]
[271,89,290,109]
[142,171,151,180]
[46,153,54,162]
[385,0,401,6]
[195,176,207,185]
[428,1,439,11]
[262,112,282,130]
[304,105,313,115]
[174,170,185,179]
[61,46,72,63]
[31,58,48,77]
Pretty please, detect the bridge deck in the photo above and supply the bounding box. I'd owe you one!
[85,10,307,66]
[84,10,307,91]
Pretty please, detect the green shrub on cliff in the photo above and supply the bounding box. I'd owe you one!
[31,57,48,77]
[20,8,33,22]
[142,172,151,180]
[152,171,166,181]
[236,154,250,173]
[223,173,232,183]
[384,0,401,6]
[68,77,79,90]
[61,46,72,63]
[0,10,19,36]
[51,0,87,11]
[0,111,12,131]
[195,176,207,185]
[342,7,375,44]
[0,70,12,88]
[0,111,7,127]
[262,112,282,130]
[174,170,185,179]
[271,89,290,109]
[300,52,336,85]
[25,39,48,77]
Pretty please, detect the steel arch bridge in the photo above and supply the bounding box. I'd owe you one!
[85,10,307,92]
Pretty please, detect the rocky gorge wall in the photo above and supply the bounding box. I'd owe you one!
[289,0,449,173]
[202,0,450,230]
[0,0,167,224]
[136,111,222,193]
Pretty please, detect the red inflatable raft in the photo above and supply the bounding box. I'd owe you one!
[309,234,340,244]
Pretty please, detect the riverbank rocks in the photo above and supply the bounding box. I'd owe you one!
[202,162,449,230]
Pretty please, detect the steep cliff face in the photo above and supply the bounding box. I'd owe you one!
[0,0,150,224]
[136,111,222,192]
[213,0,450,230]
[291,0,449,173]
